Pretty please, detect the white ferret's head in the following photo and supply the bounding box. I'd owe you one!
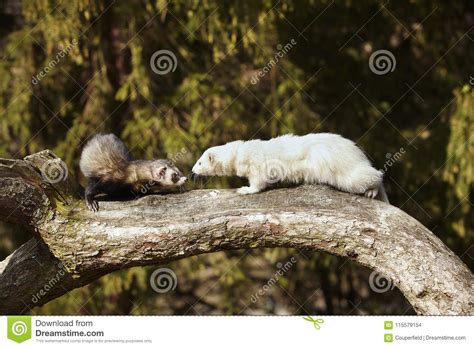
[192,141,241,176]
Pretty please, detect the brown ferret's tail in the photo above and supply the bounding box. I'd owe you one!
[79,134,132,179]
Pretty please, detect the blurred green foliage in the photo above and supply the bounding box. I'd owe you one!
[0,0,472,314]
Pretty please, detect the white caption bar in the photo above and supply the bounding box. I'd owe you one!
[0,316,472,347]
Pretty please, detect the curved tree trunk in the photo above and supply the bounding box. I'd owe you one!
[0,151,472,314]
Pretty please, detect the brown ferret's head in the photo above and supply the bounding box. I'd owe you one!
[150,160,187,189]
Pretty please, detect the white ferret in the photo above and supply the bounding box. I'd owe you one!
[192,133,389,203]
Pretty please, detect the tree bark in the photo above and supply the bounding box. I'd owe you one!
[0,151,472,315]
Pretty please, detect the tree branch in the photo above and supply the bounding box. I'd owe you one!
[0,152,472,315]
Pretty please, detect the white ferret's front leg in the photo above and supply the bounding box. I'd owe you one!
[237,186,259,194]
[237,174,268,195]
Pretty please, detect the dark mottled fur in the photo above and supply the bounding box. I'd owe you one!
[80,134,187,212]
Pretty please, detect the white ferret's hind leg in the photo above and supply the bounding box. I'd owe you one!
[341,165,383,196]
[364,187,379,199]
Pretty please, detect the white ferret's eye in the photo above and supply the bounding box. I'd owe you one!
[198,161,201,165]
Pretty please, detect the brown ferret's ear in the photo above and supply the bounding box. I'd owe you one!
[208,152,214,163]
[158,166,167,179]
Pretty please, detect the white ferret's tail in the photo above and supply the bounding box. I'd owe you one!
[376,184,389,203]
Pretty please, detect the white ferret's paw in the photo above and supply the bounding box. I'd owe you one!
[237,186,259,195]
[364,188,379,199]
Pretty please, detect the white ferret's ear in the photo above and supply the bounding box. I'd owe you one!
[208,152,214,163]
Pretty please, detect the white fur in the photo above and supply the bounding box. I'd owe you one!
[192,133,388,202]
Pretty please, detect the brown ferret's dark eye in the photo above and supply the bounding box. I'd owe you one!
[172,172,179,183]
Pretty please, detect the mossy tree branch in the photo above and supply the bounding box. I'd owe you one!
[0,151,472,315]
